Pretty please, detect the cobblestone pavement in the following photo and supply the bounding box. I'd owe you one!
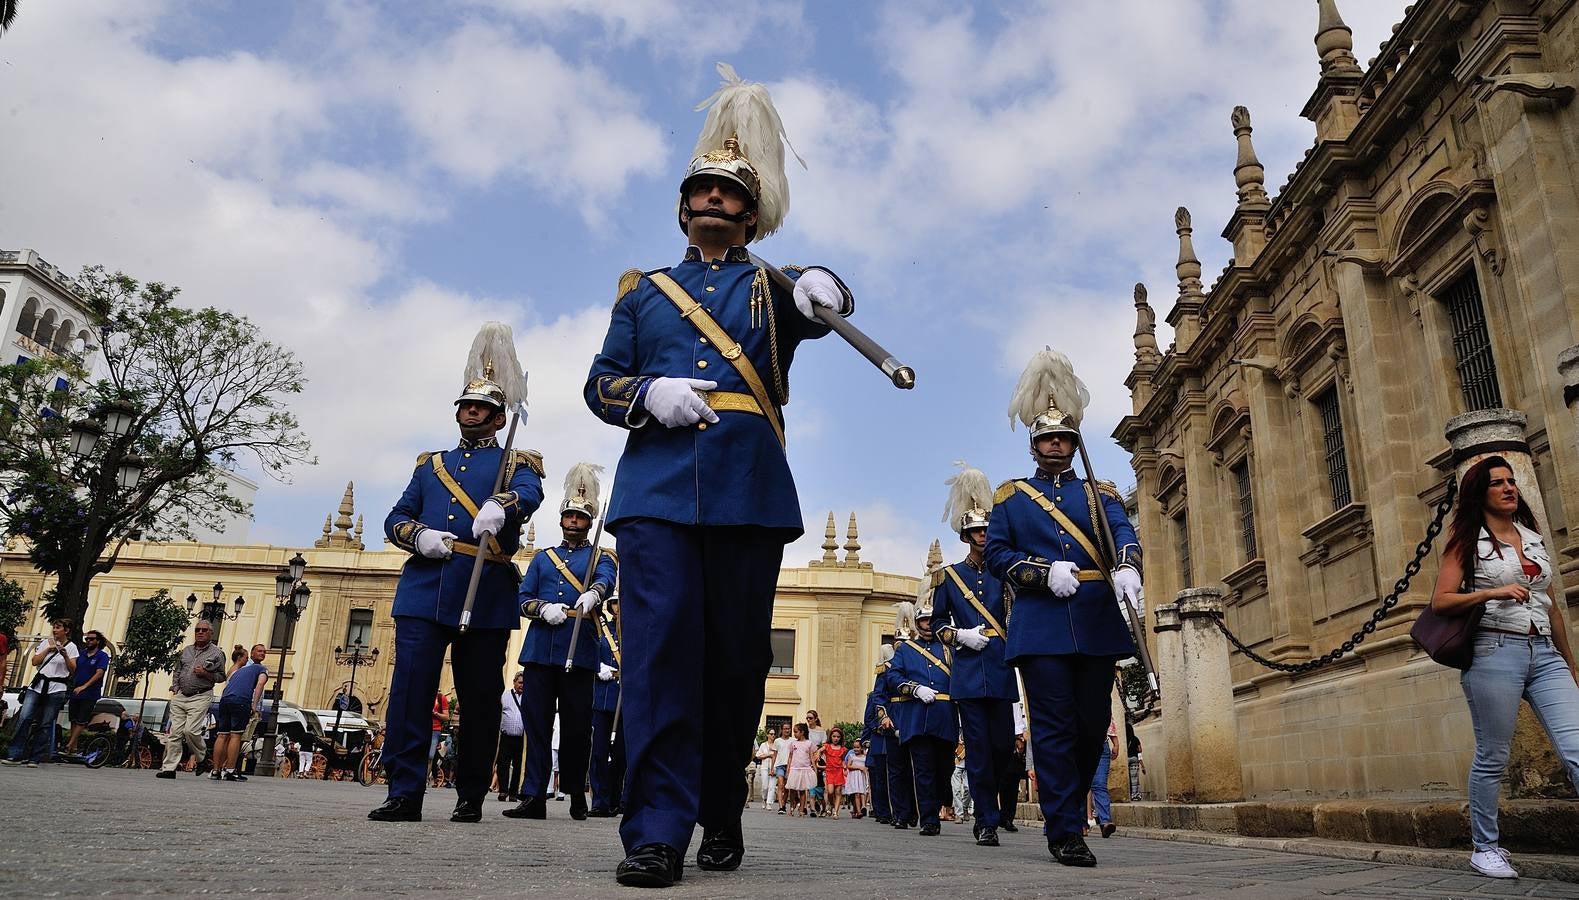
[3,766,1578,898]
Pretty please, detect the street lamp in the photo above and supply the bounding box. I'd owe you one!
[255,558,310,778]
[99,400,137,438]
[331,643,380,738]
[187,582,244,640]
[67,419,103,458]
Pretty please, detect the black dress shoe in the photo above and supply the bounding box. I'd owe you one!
[501,796,546,819]
[999,820,1019,833]
[616,843,683,888]
[450,798,483,822]
[569,793,588,821]
[919,823,940,836]
[497,792,508,802]
[892,821,910,830]
[874,816,891,825]
[696,826,744,871]
[1050,834,1097,867]
[586,806,614,818]
[1100,822,1117,838]
[976,825,999,847]
[368,797,422,822]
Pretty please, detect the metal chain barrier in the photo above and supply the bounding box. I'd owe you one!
[1209,477,1458,674]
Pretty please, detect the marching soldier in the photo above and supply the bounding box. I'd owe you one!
[881,597,959,837]
[588,597,626,817]
[584,65,854,887]
[933,465,1021,847]
[861,644,895,825]
[504,463,617,822]
[985,349,1142,867]
[370,349,544,824]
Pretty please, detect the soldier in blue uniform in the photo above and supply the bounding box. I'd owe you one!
[933,465,1021,847]
[584,70,855,888]
[986,350,1143,867]
[504,463,617,822]
[588,598,626,817]
[860,644,895,825]
[881,598,959,837]
[368,371,544,824]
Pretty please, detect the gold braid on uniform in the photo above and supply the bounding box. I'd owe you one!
[758,267,790,405]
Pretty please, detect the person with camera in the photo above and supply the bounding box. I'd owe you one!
[2,618,79,767]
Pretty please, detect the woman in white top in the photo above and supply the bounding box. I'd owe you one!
[754,736,777,809]
[1432,456,1579,880]
[2,618,78,766]
[772,722,793,813]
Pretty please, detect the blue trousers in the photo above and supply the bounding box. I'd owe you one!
[590,709,626,810]
[887,741,916,825]
[1092,741,1113,824]
[1021,653,1116,839]
[957,697,1017,827]
[521,662,593,800]
[615,519,784,855]
[382,616,508,806]
[902,736,954,828]
[1461,633,1579,849]
[6,689,67,763]
[868,751,890,819]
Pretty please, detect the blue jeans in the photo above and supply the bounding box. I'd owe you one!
[1460,633,1579,850]
[1092,741,1113,824]
[7,689,68,762]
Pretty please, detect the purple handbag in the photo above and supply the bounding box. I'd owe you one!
[1410,602,1485,671]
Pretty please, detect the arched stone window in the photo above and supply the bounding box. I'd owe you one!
[34,307,58,347]
[17,296,39,339]
[53,318,75,353]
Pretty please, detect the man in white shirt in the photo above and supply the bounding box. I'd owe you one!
[496,672,526,802]
[3,619,79,766]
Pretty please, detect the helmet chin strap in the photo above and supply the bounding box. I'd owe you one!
[1031,444,1076,471]
[684,204,754,224]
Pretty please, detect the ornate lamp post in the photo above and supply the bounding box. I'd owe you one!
[331,643,380,737]
[60,401,145,623]
[185,582,244,640]
[255,553,309,778]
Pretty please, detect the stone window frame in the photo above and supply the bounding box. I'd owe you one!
[1153,462,1190,592]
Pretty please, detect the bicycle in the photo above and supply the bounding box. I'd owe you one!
[55,733,113,769]
[358,747,385,786]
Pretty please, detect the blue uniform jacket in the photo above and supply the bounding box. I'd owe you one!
[518,543,619,671]
[593,620,620,713]
[984,470,1140,660]
[932,559,1018,701]
[880,638,958,745]
[862,683,891,756]
[584,246,852,537]
[384,441,543,630]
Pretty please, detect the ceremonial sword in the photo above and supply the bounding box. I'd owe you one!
[564,504,607,673]
[1076,442,1161,700]
[747,252,916,390]
[458,403,525,633]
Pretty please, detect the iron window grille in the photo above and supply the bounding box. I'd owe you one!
[1233,460,1258,560]
[1443,271,1502,411]
[1316,386,1353,510]
[1175,513,1192,587]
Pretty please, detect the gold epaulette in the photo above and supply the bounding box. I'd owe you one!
[598,547,620,565]
[1096,479,1123,502]
[614,268,643,312]
[415,450,440,468]
[513,449,546,478]
[993,479,1019,505]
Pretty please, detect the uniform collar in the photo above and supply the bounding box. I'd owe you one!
[684,245,751,264]
[457,436,500,450]
[1031,468,1079,487]
[559,539,590,550]
[958,556,986,573]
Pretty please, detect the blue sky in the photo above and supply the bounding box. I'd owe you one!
[0,0,1411,574]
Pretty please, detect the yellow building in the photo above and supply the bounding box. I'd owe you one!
[2,487,921,733]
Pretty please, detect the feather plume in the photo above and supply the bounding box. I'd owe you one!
[878,643,895,664]
[562,462,604,511]
[463,322,528,410]
[692,62,805,241]
[893,600,917,637]
[1007,347,1089,431]
[942,461,993,526]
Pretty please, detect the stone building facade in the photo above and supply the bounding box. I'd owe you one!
[2,490,917,733]
[1114,0,1579,801]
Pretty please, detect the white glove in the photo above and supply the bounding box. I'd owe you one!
[574,590,600,616]
[1112,567,1143,616]
[913,685,938,704]
[791,269,847,321]
[955,625,990,652]
[643,377,719,428]
[472,499,506,539]
[1048,560,1081,598]
[597,663,617,682]
[416,529,456,559]
[539,603,569,626]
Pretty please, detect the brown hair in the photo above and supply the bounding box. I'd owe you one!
[1445,456,1538,583]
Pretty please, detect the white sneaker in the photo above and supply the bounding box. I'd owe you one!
[1470,848,1518,879]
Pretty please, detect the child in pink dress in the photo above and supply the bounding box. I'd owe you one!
[785,723,817,817]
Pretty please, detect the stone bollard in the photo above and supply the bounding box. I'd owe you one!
[1175,587,1245,802]
[1153,602,1194,801]
[1445,407,1574,799]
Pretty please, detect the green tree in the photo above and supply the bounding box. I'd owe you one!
[0,575,28,639]
[114,589,191,723]
[0,266,314,628]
